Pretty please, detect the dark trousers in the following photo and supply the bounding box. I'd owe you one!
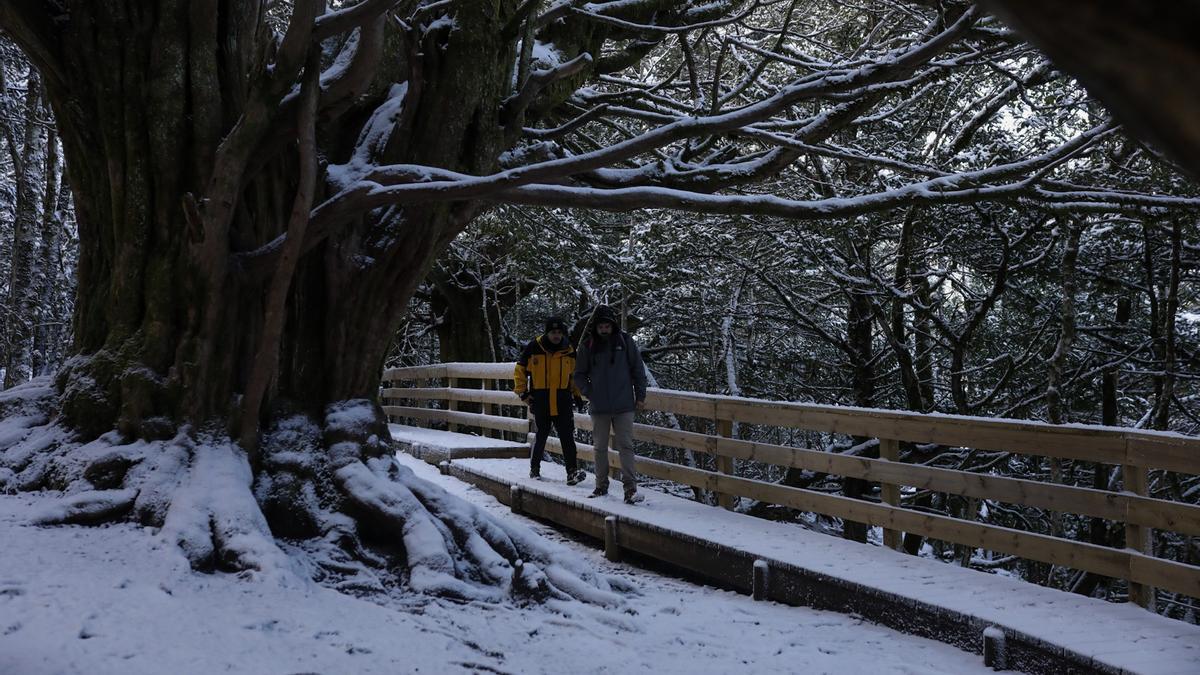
[531,408,578,473]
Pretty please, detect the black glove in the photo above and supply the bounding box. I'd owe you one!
[573,396,587,412]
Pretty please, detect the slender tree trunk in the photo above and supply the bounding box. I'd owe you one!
[31,124,61,377]
[1046,220,1081,427]
[843,226,875,543]
[33,139,69,377]
[1151,220,1182,430]
[912,275,937,409]
[1072,295,1132,597]
[2,69,45,389]
[1141,221,1165,430]
[889,208,927,412]
[1041,219,1082,585]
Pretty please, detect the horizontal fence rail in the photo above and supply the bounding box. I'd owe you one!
[381,362,1200,606]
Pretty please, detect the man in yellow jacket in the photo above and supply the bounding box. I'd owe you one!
[514,317,587,483]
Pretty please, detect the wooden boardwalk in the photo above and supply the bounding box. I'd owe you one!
[382,362,1200,674]
[381,363,1200,609]
[395,427,1199,675]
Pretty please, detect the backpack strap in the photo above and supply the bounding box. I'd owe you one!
[620,332,634,375]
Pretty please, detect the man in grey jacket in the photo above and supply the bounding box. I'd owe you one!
[573,305,648,504]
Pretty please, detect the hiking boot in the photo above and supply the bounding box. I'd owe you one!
[623,487,645,505]
[529,467,540,479]
[588,485,608,498]
[566,469,587,486]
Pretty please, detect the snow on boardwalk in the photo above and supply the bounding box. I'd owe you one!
[388,423,527,463]
[447,456,1200,675]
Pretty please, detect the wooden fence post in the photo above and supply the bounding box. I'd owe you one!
[716,418,735,510]
[510,484,523,514]
[446,376,459,433]
[1124,459,1155,609]
[381,376,393,424]
[752,559,769,601]
[879,437,902,551]
[482,378,496,438]
[605,516,621,562]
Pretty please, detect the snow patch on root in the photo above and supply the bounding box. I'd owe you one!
[159,434,304,587]
[32,488,138,525]
[336,454,627,606]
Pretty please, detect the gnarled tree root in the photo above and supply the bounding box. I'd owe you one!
[2,390,630,605]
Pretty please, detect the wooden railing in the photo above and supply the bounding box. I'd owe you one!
[381,362,1200,609]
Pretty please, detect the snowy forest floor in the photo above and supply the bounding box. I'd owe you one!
[0,451,993,675]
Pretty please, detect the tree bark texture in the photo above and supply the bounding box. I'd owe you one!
[430,266,509,365]
[0,3,518,440]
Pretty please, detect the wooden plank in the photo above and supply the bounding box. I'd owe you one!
[712,397,1129,465]
[708,436,1200,538]
[381,406,530,434]
[543,437,721,493]
[740,480,1131,585]
[1129,552,1200,601]
[643,391,719,419]
[585,447,1134,580]
[632,423,715,454]
[443,362,516,379]
[716,419,735,510]
[381,364,448,382]
[1125,493,1200,537]
[1124,461,1154,610]
[382,387,520,407]
[647,388,1199,473]
[879,438,903,551]
[1125,433,1200,474]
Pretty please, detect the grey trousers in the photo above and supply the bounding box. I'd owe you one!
[591,410,636,491]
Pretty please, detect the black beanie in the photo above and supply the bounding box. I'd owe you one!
[544,316,567,333]
[593,305,617,326]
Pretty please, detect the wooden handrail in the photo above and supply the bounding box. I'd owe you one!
[382,405,530,434]
[383,362,1200,472]
[627,422,1200,537]
[380,361,1200,607]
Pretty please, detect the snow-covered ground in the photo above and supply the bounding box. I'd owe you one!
[0,452,993,675]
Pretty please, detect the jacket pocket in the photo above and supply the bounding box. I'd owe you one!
[530,354,546,388]
[561,356,575,388]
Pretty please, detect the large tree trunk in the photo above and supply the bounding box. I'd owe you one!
[0,1,620,603]
[0,3,511,439]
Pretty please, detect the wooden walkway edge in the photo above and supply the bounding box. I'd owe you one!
[432,456,1199,675]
